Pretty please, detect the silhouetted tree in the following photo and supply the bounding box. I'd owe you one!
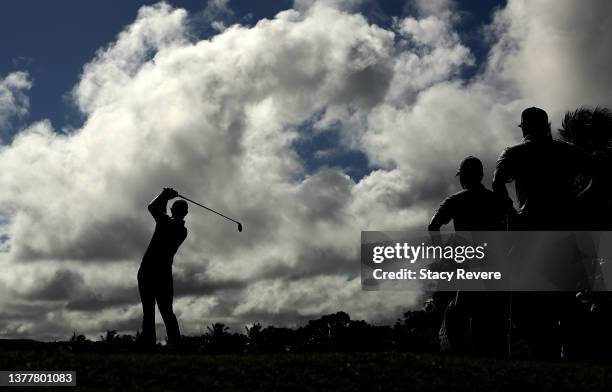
[56,310,450,355]
[559,106,612,158]
[70,331,87,345]
[246,324,295,353]
[178,334,206,352]
[559,106,612,229]
[203,323,246,353]
[98,330,137,351]
[68,331,94,352]
[394,308,441,353]
[100,330,119,344]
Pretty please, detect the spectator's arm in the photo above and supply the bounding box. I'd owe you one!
[428,197,454,231]
[492,149,516,216]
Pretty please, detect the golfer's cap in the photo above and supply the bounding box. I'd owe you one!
[456,156,483,176]
[519,107,548,128]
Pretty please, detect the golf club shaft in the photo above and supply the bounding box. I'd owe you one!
[177,194,241,225]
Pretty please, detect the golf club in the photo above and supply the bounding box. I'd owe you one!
[178,193,243,232]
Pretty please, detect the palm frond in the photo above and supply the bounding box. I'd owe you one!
[559,106,612,155]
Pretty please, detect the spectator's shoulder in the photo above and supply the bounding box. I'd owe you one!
[552,139,576,150]
[501,142,528,156]
[444,189,469,204]
[495,144,521,167]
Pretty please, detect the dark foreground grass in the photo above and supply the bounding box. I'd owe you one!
[1,350,612,392]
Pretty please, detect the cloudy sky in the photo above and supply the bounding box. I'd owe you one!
[1,0,611,341]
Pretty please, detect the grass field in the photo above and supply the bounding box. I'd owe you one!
[2,350,612,391]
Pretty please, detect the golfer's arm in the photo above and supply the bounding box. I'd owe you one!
[148,192,171,220]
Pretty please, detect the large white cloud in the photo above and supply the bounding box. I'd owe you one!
[1,0,611,340]
[0,71,31,138]
[485,0,612,126]
[0,2,409,339]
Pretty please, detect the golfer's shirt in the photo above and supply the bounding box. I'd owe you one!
[141,202,187,271]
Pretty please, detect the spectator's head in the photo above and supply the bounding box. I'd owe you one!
[457,156,483,189]
[171,199,188,220]
[519,107,552,141]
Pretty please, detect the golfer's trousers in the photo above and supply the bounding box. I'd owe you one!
[137,265,181,346]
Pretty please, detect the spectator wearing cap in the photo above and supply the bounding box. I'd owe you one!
[492,107,592,230]
[429,156,505,231]
[492,107,593,359]
[428,156,507,356]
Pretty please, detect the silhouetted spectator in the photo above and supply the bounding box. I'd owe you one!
[493,107,592,359]
[137,187,188,348]
[429,156,507,356]
[493,107,592,230]
[429,156,505,231]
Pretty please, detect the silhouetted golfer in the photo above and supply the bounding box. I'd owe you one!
[138,187,188,348]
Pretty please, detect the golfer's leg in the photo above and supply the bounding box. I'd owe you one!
[157,274,180,345]
[138,269,156,347]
